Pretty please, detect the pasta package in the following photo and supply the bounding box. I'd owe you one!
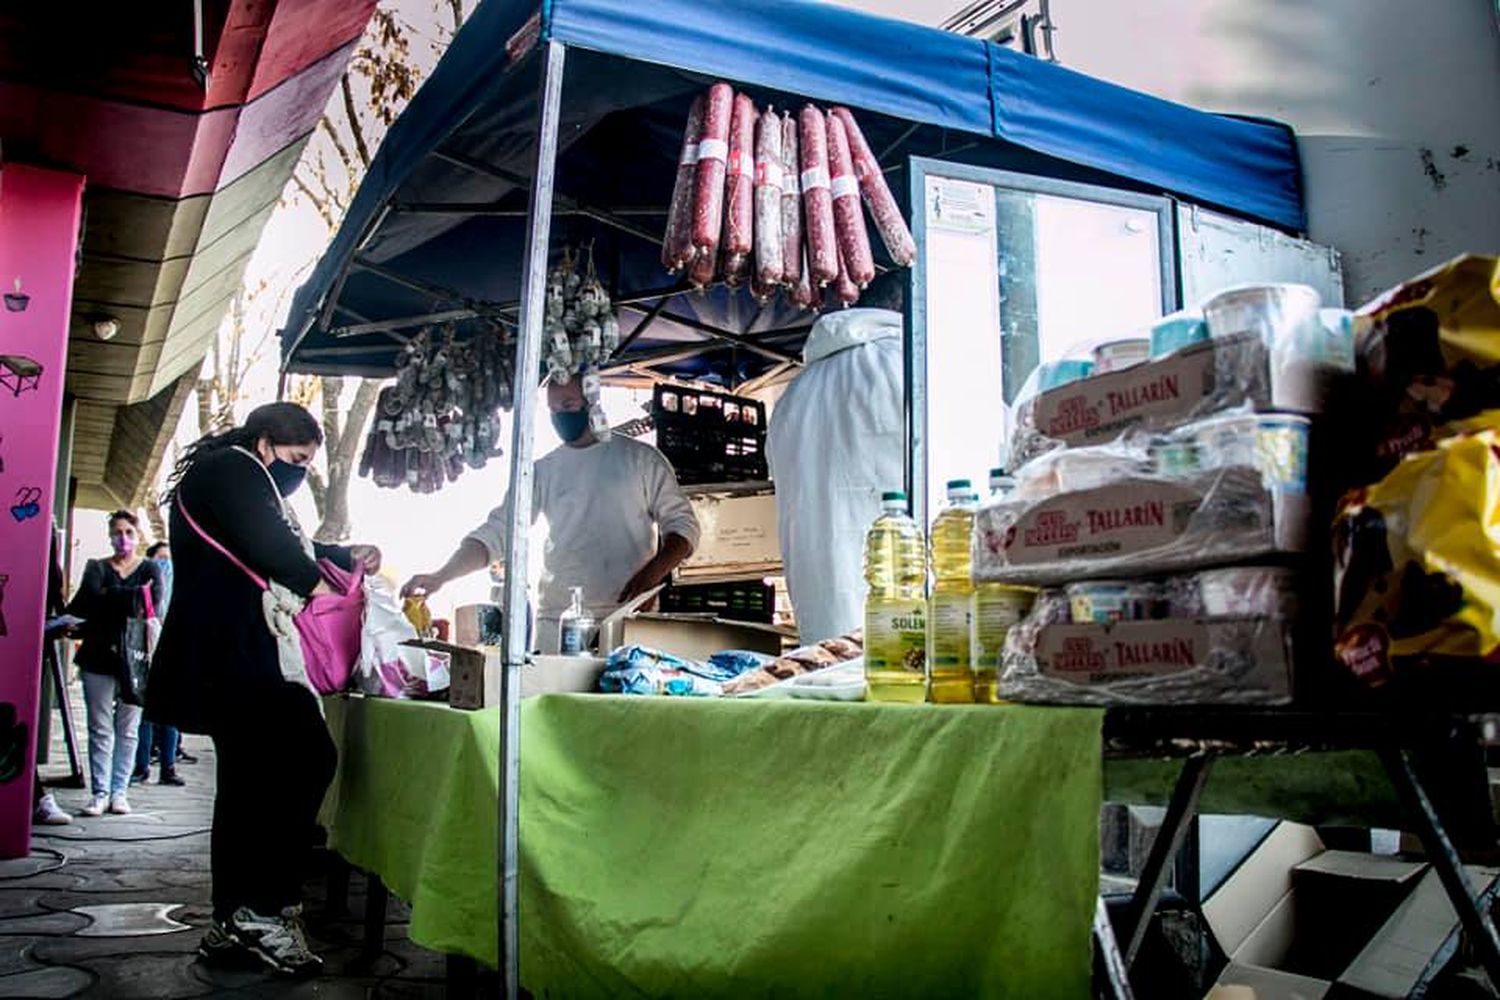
[1352,254,1500,479]
[1333,417,1500,685]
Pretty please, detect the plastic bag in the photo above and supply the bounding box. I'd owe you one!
[1334,415,1500,685]
[598,645,724,696]
[359,575,448,698]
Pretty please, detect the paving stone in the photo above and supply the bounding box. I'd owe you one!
[70,903,190,937]
[0,939,44,977]
[0,911,89,936]
[0,965,94,998]
[71,952,217,999]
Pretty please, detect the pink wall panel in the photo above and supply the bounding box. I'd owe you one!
[0,164,85,858]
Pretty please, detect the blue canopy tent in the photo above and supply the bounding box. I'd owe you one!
[279,0,1303,385]
[277,1,1306,993]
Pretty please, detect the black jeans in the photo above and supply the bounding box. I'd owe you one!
[208,681,337,920]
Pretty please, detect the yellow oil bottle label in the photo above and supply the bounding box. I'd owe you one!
[927,591,971,668]
[865,599,927,674]
[972,587,1034,669]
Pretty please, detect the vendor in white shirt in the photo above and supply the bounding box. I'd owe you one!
[401,377,701,652]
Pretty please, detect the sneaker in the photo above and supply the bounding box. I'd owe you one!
[226,905,322,976]
[129,769,150,786]
[78,795,108,818]
[108,793,131,815]
[177,750,199,765]
[198,919,257,966]
[159,770,186,787]
[34,793,70,826]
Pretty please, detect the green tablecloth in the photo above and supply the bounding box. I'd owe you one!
[321,695,1103,997]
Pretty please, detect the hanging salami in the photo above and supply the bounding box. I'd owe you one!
[723,93,756,274]
[691,83,734,255]
[662,94,705,272]
[798,104,839,287]
[780,112,802,289]
[830,106,916,266]
[753,106,784,288]
[833,242,860,306]
[826,111,876,288]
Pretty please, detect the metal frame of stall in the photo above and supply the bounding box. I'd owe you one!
[276,7,1451,998]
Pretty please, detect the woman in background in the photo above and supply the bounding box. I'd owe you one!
[132,541,184,786]
[66,510,162,817]
[149,402,379,976]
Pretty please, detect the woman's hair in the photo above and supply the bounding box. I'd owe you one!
[164,402,323,502]
[146,541,169,558]
[108,510,139,531]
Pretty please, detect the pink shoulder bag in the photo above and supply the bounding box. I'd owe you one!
[178,497,364,695]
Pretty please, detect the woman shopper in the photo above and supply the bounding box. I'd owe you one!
[66,510,163,817]
[132,541,184,786]
[149,402,381,976]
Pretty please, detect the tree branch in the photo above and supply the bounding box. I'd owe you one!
[317,114,359,181]
[341,74,372,168]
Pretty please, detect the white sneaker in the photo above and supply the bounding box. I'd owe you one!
[34,793,70,825]
[108,793,131,815]
[226,905,322,975]
[78,795,108,817]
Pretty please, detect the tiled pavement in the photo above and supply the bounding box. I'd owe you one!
[0,686,469,999]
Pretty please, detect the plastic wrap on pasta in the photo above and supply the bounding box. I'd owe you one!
[1350,255,1500,481]
[998,584,1296,706]
[1333,417,1500,686]
[1008,318,1350,469]
[974,434,1310,585]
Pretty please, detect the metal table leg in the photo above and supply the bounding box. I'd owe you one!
[1119,754,1214,967]
[1380,746,1500,991]
[1093,897,1136,1000]
[363,873,389,961]
[448,954,480,997]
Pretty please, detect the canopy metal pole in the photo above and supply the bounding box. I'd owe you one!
[498,38,566,1000]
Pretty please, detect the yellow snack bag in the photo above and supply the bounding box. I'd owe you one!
[1351,254,1500,480]
[403,595,432,636]
[1333,415,1500,685]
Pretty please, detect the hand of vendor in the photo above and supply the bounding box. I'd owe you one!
[400,572,447,599]
[349,544,383,574]
[617,532,696,604]
[402,537,492,599]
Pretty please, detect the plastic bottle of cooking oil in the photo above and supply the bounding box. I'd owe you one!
[927,480,976,704]
[864,491,928,703]
[971,468,1036,704]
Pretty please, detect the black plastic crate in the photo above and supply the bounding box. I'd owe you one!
[651,385,767,485]
[660,579,776,624]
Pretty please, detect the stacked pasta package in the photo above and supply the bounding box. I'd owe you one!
[1331,255,1500,692]
[975,284,1355,706]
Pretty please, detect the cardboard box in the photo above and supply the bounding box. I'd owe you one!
[1000,617,1294,706]
[617,613,790,662]
[974,466,1307,585]
[679,493,781,580]
[402,640,605,709]
[1203,822,1500,998]
[1010,331,1336,467]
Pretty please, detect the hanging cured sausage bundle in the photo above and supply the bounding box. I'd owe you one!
[830,106,916,266]
[753,106,785,288]
[662,84,916,309]
[825,110,875,289]
[661,95,705,272]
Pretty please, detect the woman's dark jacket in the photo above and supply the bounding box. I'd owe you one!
[146,446,350,734]
[67,559,163,677]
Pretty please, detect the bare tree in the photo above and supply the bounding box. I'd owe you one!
[287,0,476,542]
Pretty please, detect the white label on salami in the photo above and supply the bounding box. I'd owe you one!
[679,142,699,167]
[728,150,751,179]
[696,138,728,164]
[830,173,859,199]
[800,166,830,192]
[755,159,784,189]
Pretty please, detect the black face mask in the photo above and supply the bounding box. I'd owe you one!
[551,409,591,443]
[269,458,309,497]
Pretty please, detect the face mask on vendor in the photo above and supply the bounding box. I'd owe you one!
[547,379,592,445]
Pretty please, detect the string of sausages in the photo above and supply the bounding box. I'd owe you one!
[662,83,916,310]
